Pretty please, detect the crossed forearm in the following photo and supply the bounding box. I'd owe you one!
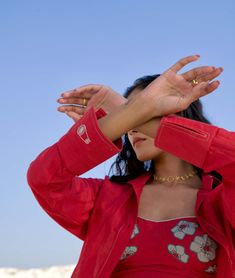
[98,94,157,141]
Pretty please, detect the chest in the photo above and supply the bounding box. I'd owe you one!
[138,185,199,221]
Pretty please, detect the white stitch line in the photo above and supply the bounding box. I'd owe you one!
[138,216,196,223]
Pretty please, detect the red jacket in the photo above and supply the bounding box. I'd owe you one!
[27,108,235,277]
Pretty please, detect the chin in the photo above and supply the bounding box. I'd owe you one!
[136,156,149,162]
[136,151,162,162]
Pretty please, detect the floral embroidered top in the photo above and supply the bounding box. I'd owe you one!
[111,216,218,278]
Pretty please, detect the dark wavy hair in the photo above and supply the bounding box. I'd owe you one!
[108,74,219,184]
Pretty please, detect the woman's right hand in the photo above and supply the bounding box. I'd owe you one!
[137,55,223,118]
[57,85,127,122]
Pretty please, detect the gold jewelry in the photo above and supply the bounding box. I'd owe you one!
[153,170,197,183]
[82,98,87,106]
[192,78,199,85]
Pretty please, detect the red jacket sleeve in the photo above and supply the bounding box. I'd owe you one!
[155,115,235,227]
[27,108,122,240]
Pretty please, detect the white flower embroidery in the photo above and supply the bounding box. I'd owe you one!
[171,220,198,240]
[205,265,217,273]
[120,246,138,260]
[190,234,217,262]
[168,244,189,263]
[130,224,140,239]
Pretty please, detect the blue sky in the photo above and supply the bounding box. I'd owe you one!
[1,0,235,268]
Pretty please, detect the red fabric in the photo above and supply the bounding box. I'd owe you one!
[111,217,217,277]
[27,108,235,277]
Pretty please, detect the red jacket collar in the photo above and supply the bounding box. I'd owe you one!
[128,171,216,204]
[127,172,152,201]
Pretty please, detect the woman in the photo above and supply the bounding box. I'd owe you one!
[27,55,235,277]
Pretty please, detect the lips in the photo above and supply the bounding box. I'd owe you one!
[133,137,146,147]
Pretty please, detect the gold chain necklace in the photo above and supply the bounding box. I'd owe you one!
[153,170,197,183]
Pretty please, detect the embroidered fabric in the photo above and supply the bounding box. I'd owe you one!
[111,217,217,278]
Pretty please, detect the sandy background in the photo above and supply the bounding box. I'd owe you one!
[0,265,75,278]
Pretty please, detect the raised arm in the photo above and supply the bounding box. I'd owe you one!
[27,108,122,240]
[155,115,235,228]
[58,55,222,141]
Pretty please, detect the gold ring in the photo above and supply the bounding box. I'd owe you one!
[83,98,87,106]
[192,78,199,85]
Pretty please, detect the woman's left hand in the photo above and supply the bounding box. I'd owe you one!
[139,55,223,118]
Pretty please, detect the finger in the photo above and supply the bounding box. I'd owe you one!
[182,66,215,81]
[191,80,220,100]
[61,84,103,98]
[61,84,99,95]
[65,111,83,122]
[57,105,86,114]
[196,67,223,83]
[57,97,89,106]
[202,80,221,95]
[61,90,92,99]
[169,55,200,73]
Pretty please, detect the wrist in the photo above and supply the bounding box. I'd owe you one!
[104,94,128,114]
[129,93,157,120]
[112,95,128,107]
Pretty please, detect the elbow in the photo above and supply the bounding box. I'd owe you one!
[27,161,38,189]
